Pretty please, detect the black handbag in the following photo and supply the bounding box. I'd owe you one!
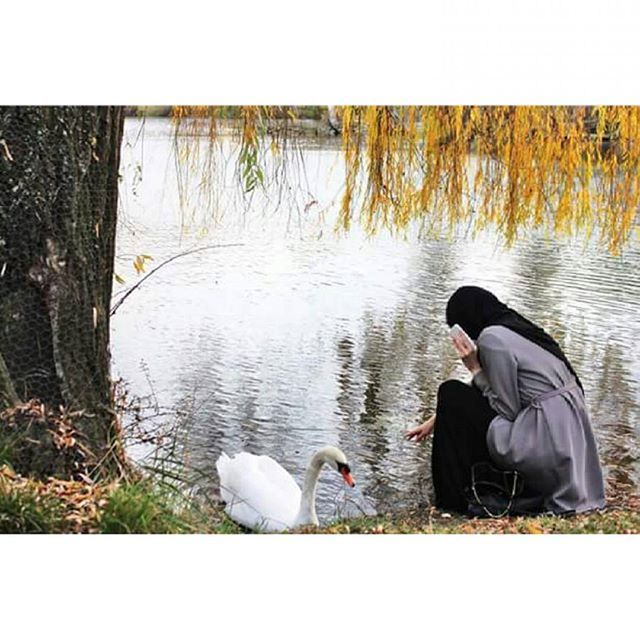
[465,461,525,518]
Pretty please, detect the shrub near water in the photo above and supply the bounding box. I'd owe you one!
[0,482,66,534]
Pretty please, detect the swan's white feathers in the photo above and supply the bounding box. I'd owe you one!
[216,451,301,532]
[216,447,352,532]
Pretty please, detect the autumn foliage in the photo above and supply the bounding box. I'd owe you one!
[173,106,640,253]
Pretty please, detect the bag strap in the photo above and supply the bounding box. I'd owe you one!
[471,465,521,519]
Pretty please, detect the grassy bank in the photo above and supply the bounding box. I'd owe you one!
[308,501,640,534]
[1,402,637,534]
[0,400,240,534]
[1,461,637,534]
[0,464,243,534]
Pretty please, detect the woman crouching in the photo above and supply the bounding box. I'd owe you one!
[406,286,606,515]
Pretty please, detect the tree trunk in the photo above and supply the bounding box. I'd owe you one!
[0,106,124,471]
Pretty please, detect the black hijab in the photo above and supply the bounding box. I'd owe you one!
[445,286,583,392]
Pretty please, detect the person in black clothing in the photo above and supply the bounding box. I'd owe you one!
[406,286,605,515]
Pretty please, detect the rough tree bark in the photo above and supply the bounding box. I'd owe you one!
[0,106,124,471]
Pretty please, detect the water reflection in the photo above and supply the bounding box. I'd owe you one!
[112,118,640,521]
[590,341,640,487]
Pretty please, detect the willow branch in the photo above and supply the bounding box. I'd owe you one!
[110,243,245,316]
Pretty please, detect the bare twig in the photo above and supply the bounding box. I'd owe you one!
[110,243,244,316]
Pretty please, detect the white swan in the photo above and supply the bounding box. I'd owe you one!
[216,446,355,532]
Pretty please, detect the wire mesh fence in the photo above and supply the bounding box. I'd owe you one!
[0,106,124,475]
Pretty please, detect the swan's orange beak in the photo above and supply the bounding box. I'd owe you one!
[340,468,356,487]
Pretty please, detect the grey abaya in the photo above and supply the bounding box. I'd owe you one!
[472,325,606,514]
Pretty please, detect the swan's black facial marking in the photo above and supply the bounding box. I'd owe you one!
[337,462,355,487]
[337,462,351,474]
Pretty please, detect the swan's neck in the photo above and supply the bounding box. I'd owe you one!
[295,452,325,526]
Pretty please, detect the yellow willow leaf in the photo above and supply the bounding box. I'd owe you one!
[133,256,144,274]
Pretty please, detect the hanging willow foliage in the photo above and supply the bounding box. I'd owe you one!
[171,106,640,253]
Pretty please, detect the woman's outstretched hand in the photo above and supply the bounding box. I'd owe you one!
[451,334,482,375]
[405,415,435,443]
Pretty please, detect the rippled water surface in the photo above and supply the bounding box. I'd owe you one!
[112,118,640,522]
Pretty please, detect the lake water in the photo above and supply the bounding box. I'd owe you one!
[112,117,640,522]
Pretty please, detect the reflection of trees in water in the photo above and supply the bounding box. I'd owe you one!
[333,321,393,504]
[510,238,588,380]
[512,238,640,487]
[335,336,357,421]
[332,240,461,507]
[231,392,263,453]
[169,331,283,489]
[588,341,640,487]
[512,238,565,335]
[409,241,461,406]
[358,323,387,426]
[169,353,228,490]
[402,241,462,503]
[514,238,594,380]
